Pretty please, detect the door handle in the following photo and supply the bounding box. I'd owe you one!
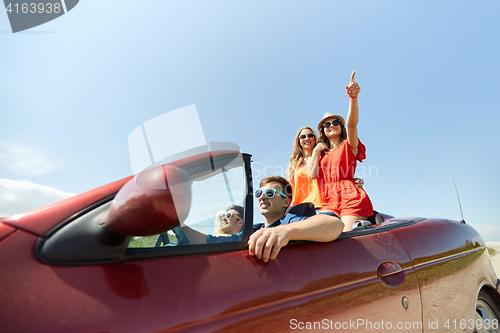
[377,261,405,287]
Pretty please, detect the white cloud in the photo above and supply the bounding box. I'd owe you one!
[0,178,75,217]
[0,142,60,175]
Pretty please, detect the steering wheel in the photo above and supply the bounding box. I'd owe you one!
[155,226,191,247]
[172,226,190,246]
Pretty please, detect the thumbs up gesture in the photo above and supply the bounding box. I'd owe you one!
[345,71,361,99]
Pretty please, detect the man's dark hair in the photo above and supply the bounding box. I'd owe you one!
[260,175,293,198]
[226,204,244,219]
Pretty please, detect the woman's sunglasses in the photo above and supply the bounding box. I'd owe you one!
[322,119,341,128]
[221,212,241,220]
[255,189,288,199]
[299,133,315,140]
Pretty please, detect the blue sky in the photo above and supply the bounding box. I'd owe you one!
[1,1,499,240]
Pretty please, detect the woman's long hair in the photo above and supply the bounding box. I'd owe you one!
[286,126,318,182]
[318,120,347,150]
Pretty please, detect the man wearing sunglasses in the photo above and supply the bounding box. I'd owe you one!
[181,205,245,244]
[248,175,344,262]
[181,175,344,257]
[211,205,244,237]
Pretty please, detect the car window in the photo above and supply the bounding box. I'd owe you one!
[128,154,247,248]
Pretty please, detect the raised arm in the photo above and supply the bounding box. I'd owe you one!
[212,210,225,235]
[345,71,361,154]
[307,142,327,179]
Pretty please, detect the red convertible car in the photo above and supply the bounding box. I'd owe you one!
[1,150,499,332]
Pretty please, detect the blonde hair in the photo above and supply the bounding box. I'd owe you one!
[286,126,318,182]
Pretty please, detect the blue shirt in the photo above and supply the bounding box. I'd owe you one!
[252,212,309,231]
[206,212,308,244]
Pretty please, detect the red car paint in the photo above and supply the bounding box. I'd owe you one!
[0,151,498,333]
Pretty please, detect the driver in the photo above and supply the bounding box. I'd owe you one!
[180,205,245,244]
[212,205,244,236]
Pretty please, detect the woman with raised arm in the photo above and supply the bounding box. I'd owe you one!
[286,127,322,209]
[308,71,373,231]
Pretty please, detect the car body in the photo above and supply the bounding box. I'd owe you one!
[1,150,499,332]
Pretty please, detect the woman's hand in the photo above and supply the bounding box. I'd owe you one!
[354,178,364,189]
[313,142,327,154]
[345,71,361,99]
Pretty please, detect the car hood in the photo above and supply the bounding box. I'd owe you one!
[0,176,131,237]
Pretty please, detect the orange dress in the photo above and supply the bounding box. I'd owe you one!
[291,167,322,208]
[319,139,373,217]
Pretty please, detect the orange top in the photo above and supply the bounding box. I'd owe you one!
[291,167,322,208]
[319,139,373,217]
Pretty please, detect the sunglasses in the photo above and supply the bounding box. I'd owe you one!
[322,119,341,128]
[221,212,241,220]
[299,133,315,140]
[255,188,288,199]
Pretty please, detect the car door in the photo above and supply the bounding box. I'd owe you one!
[133,225,424,332]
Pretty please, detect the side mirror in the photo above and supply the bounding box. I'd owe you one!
[101,165,191,236]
